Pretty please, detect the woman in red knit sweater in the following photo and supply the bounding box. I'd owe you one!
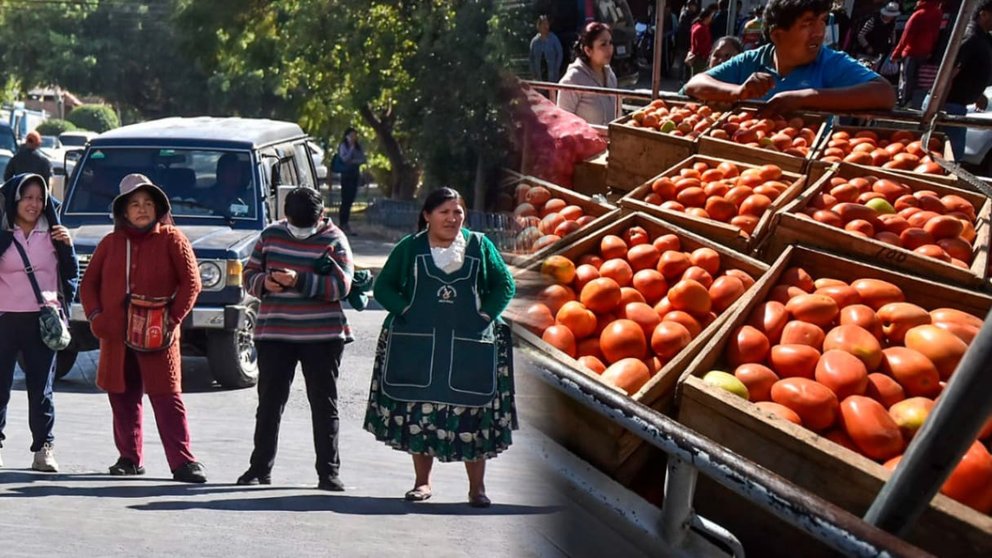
[80,174,205,483]
[891,0,944,106]
[687,5,718,77]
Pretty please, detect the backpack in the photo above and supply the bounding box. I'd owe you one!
[331,151,346,173]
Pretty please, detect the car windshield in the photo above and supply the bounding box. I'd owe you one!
[64,147,258,221]
[59,135,88,147]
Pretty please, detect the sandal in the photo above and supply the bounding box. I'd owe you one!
[468,493,491,508]
[404,486,432,501]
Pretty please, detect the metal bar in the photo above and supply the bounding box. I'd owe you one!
[921,0,980,124]
[518,344,932,558]
[660,457,697,547]
[864,306,992,536]
[691,515,746,558]
[652,0,667,99]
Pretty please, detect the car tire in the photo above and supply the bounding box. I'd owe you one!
[206,298,259,388]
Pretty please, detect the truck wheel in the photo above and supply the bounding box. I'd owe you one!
[206,299,259,388]
[17,350,78,380]
[55,350,78,380]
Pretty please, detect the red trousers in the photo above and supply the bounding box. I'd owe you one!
[108,350,196,472]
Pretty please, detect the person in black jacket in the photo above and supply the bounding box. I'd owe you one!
[4,132,52,184]
[0,173,78,472]
[850,2,900,58]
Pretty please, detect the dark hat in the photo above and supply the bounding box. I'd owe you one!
[111,173,171,221]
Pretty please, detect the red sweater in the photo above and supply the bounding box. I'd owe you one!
[691,22,713,59]
[892,3,943,59]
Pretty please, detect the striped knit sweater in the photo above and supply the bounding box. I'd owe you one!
[244,219,354,342]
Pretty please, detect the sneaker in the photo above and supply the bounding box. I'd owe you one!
[236,469,272,486]
[32,443,59,473]
[109,457,145,476]
[317,476,345,492]
[173,461,207,484]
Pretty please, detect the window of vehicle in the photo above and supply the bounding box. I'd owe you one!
[0,127,16,152]
[64,148,258,221]
[293,142,316,187]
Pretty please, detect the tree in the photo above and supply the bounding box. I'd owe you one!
[36,119,77,136]
[67,104,120,132]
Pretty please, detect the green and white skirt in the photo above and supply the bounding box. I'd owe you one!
[363,322,518,462]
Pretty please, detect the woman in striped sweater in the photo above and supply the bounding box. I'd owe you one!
[237,187,354,491]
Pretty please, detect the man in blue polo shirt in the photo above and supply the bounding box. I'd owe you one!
[684,0,896,113]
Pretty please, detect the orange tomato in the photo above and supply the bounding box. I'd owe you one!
[689,247,722,276]
[822,324,884,371]
[839,395,905,461]
[709,275,746,313]
[556,301,598,339]
[815,349,869,400]
[769,344,822,379]
[780,320,826,349]
[726,325,771,366]
[600,358,652,395]
[755,401,803,425]
[538,284,576,315]
[627,244,661,272]
[653,233,682,253]
[785,294,840,327]
[577,355,607,375]
[771,377,839,431]
[600,258,634,287]
[599,319,648,363]
[623,302,662,339]
[939,441,992,514]
[876,302,931,345]
[657,250,691,280]
[600,234,628,260]
[850,278,905,310]
[903,325,968,380]
[580,277,622,314]
[780,266,815,292]
[865,372,906,409]
[650,320,693,359]
[748,301,789,344]
[735,363,780,402]
[542,325,577,358]
[668,279,712,315]
[521,303,555,335]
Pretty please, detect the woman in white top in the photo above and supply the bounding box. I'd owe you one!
[557,22,619,126]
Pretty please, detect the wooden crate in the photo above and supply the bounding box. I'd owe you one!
[506,212,769,472]
[606,104,707,191]
[619,155,808,255]
[766,162,991,289]
[676,245,992,558]
[572,149,609,196]
[501,175,619,271]
[698,109,827,174]
[808,125,958,187]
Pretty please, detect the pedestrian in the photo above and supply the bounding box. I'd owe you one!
[79,174,206,483]
[674,1,700,82]
[236,187,354,491]
[686,5,718,77]
[891,0,943,107]
[710,36,744,69]
[364,187,516,508]
[530,15,564,82]
[926,0,992,160]
[824,0,851,50]
[684,0,896,113]
[0,173,78,471]
[4,131,52,184]
[740,7,766,51]
[335,128,365,236]
[557,22,619,126]
[710,0,730,39]
[850,2,900,59]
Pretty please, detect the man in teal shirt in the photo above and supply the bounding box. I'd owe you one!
[684,0,896,113]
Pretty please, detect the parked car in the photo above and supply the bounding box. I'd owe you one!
[0,123,17,153]
[0,148,13,179]
[58,130,98,148]
[58,117,323,387]
[309,142,328,185]
[962,87,992,177]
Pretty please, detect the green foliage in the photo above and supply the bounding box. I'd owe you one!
[36,119,77,136]
[67,104,120,132]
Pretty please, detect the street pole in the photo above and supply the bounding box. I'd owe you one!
[652,0,667,99]
[921,0,978,123]
[864,306,992,536]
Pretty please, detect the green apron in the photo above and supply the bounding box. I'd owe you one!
[381,232,498,407]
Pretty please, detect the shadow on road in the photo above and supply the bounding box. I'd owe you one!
[0,476,285,498]
[129,494,560,516]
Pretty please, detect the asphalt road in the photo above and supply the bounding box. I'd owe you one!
[0,308,650,558]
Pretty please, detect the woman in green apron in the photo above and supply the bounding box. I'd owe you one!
[363,188,516,508]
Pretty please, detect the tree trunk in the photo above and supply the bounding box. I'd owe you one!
[472,151,487,212]
[358,104,419,200]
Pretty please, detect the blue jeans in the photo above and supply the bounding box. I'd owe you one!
[0,311,56,452]
[922,95,968,161]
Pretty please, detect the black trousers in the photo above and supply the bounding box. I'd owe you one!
[250,339,344,480]
[339,170,360,227]
[0,312,56,452]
